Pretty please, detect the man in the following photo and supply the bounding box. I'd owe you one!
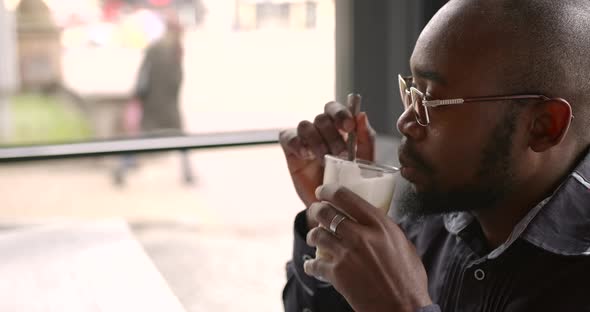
[114,11,194,186]
[135,10,184,137]
[279,0,590,311]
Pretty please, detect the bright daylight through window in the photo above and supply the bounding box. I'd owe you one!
[0,0,334,145]
[0,1,335,311]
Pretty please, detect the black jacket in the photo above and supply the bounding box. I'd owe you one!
[283,151,590,311]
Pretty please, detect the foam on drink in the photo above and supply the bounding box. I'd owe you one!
[323,157,396,213]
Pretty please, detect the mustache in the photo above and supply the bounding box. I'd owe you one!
[398,140,434,174]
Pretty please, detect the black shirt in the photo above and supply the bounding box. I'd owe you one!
[283,151,590,312]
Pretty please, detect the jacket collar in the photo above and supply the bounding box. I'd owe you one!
[444,149,590,258]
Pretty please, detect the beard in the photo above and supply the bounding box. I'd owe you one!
[397,108,520,220]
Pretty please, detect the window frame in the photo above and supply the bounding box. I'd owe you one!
[0,0,445,163]
[0,130,279,162]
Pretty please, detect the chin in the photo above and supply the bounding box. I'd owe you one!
[402,174,434,197]
[393,177,475,219]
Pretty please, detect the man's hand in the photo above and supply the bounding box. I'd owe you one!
[278,101,376,228]
[303,184,432,312]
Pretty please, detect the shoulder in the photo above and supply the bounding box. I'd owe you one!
[505,241,590,311]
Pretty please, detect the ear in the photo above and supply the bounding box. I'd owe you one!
[528,98,573,152]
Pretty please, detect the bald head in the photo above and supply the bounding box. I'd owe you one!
[415,0,590,144]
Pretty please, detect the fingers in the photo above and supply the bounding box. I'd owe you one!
[297,121,328,161]
[279,129,315,160]
[308,201,361,241]
[306,226,341,254]
[315,184,380,227]
[314,114,347,157]
[279,101,374,164]
[325,101,355,132]
[291,101,352,160]
[303,257,334,281]
[355,112,376,161]
[325,102,375,162]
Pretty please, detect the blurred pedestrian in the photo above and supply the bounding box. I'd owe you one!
[135,10,183,134]
[114,11,194,186]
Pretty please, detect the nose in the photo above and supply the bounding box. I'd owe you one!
[396,106,426,140]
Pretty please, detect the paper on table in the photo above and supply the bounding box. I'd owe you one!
[0,219,187,312]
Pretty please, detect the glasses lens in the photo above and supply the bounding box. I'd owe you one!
[398,76,408,108]
[410,87,429,125]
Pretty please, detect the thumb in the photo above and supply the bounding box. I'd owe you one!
[355,112,376,162]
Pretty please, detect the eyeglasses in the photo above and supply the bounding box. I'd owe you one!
[398,74,562,126]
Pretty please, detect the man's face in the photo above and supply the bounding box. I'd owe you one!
[396,2,527,217]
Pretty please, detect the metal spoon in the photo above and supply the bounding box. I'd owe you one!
[347,93,362,161]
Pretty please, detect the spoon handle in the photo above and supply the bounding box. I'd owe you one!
[347,93,362,161]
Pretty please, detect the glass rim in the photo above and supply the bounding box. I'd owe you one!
[324,154,399,174]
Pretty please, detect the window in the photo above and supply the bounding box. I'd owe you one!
[0,0,334,145]
[0,0,335,311]
[0,1,443,310]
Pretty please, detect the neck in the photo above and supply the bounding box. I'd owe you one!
[472,198,534,249]
[473,166,569,249]
[474,142,587,249]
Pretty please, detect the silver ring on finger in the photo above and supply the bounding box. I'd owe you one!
[329,213,347,236]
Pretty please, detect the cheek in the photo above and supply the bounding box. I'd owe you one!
[427,132,484,189]
[422,110,498,188]
[507,124,537,180]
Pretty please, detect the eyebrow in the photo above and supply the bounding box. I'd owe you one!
[413,68,447,85]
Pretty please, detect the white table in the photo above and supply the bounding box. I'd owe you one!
[0,220,187,312]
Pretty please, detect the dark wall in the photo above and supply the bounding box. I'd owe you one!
[335,0,447,136]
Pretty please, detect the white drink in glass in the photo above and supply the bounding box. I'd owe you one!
[315,154,398,259]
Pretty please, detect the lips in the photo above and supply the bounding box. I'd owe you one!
[398,153,421,171]
[398,144,430,184]
[399,159,422,183]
